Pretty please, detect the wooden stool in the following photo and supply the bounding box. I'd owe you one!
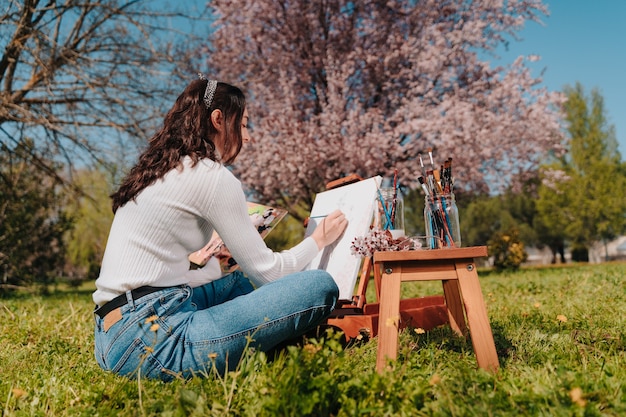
[373,246,499,373]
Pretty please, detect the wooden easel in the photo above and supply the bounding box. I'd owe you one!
[319,175,450,341]
[325,255,450,342]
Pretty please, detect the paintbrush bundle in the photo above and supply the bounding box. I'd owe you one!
[418,150,461,249]
[376,169,405,239]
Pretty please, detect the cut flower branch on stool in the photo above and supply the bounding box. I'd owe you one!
[350,228,424,258]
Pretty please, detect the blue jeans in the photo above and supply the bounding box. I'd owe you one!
[94,270,339,380]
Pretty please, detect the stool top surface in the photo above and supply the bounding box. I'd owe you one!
[373,246,488,262]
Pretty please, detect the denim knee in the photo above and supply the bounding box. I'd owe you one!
[305,269,339,306]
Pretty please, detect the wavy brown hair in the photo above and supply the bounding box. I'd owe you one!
[111,80,246,212]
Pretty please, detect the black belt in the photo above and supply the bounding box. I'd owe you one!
[95,286,165,319]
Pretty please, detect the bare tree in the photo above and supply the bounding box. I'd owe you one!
[0,0,211,185]
[205,0,565,216]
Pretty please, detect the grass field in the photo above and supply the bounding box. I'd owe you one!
[1,263,625,416]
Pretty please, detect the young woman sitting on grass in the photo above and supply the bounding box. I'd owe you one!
[93,76,347,381]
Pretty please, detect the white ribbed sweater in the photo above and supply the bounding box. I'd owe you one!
[93,157,319,306]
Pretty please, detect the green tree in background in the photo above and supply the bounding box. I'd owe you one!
[536,83,626,262]
[403,188,427,238]
[461,185,536,243]
[63,169,115,284]
[0,140,72,292]
[0,1,213,288]
[534,170,570,263]
[462,196,515,247]
[459,188,535,268]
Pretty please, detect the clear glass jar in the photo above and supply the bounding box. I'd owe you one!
[378,187,405,239]
[423,193,461,249]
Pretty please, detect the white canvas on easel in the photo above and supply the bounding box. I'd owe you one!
[304,176,382,300]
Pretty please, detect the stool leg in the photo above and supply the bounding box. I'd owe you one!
[455,260,499,372]
[441,279,467,336]
[376,264,402,372]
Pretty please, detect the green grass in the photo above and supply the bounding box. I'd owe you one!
[1,263,625,416]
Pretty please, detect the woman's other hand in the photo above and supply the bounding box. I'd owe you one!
[311,209,348,250]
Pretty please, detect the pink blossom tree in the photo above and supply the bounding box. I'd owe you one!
[204,0,565,216]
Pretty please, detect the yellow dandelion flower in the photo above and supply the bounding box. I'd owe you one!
[208,353,218,360]
[12,388,27,399]
[150,323,160,332]
[414,327,426,334]
[429,374,441,385]
[534,302,541,308]
[385,315,400,327]
[557,314,568,323]
[145,315,159,324]
[303,344,321,355]
[569,387,586,407]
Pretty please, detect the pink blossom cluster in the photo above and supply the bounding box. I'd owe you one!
[206,0,566,212]
[350,229,421,258]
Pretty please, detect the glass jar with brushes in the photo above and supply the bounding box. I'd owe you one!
[424,192,460,249]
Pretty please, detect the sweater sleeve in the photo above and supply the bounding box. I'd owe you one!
[202,166,320,287]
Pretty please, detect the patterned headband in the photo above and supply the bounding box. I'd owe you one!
[198,73,218,109]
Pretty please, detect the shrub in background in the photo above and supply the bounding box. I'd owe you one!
[488,228,528,270]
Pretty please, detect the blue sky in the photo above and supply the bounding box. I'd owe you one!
[488,0,626,156]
